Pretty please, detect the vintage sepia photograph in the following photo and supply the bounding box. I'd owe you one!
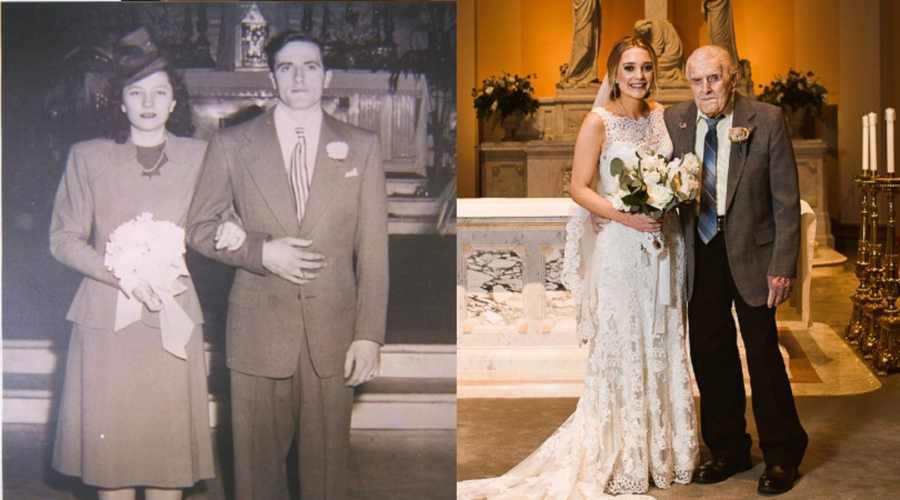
[3,2,456,499]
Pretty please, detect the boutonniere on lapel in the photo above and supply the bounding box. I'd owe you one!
[326,141,349,161]
[728,126,753,143]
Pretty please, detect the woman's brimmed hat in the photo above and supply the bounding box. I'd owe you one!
[112,27,169,87]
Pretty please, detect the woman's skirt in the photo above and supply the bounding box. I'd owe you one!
[51,321,215,488]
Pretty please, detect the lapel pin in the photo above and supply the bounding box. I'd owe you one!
[326,141,349,160]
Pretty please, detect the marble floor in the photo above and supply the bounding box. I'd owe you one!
[458,249,900,498]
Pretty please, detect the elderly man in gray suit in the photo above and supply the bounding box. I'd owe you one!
[664,45,807,496]
[186,31,387,500]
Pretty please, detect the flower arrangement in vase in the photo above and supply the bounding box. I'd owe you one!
[757,69,828,139]
[472,73,540,140]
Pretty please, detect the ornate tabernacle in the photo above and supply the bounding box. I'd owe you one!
[236,3,269,71]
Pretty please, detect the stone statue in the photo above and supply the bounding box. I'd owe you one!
[558,0,601,89]
[702,0,753,95]
[633,19,686,88]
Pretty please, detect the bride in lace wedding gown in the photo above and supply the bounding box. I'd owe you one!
[458,37,698,500]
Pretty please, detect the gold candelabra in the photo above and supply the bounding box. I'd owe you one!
[847,172,900,374]
[876,178,900,374]
[846,172,874,345]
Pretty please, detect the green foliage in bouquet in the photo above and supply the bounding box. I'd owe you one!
[757,69,828,116]
[610,157,648,208]
[471,73,540,121]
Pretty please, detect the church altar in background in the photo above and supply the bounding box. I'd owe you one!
[475,0,842,266]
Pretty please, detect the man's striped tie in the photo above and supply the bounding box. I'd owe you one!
[698,116,721,244]
[290,127,311,224]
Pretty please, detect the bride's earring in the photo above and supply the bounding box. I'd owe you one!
[610,82,621,100]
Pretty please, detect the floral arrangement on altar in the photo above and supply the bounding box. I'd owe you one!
[609,150,701,215]
[757,69,828,117]
[471,72,540,121]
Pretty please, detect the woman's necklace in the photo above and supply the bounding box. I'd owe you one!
[138,143,167,179]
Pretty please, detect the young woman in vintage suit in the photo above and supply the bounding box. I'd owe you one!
[49,27,243,500]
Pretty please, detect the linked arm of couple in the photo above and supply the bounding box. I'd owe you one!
[578,107,799,311]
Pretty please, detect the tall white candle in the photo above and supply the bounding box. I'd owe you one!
[870,112,879,173]
[887,108,896,174]
[863,114,870,172]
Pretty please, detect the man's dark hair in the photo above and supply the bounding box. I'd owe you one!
[264,31,324,73]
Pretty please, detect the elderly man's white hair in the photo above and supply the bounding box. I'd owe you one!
[685,45,737,78]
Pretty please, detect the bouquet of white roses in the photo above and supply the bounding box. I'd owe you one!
[608,149,701,251]
[609,150,701,215]
[104,212,193,359]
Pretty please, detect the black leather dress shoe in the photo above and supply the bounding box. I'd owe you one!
[693,455,753,484]
[757,464,799,495]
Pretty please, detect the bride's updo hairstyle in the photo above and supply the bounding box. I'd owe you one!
[606,35,658,101]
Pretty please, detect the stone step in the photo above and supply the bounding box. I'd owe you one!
[3,340,455,377]
[3,373,456,430]
[3,341,456,429]
[386,176,428,197]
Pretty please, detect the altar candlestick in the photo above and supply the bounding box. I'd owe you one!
[863,114,870,172]
[887,108,896,174]
[870,112,878,173]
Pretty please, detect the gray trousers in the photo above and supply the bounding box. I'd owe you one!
[230,331,354,500]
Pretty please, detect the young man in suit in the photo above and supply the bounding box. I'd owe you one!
[664,45,807,495]
[186,31,388,500]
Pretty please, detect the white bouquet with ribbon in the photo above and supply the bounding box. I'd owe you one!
[104,212,194,359]
[608,149,701,253]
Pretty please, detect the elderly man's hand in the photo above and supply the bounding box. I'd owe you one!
[767,275,794,308]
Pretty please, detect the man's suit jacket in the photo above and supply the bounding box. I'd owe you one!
[664,94,800,307]
[186,110,388,379]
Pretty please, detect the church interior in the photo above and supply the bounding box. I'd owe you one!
[456,0,900,498]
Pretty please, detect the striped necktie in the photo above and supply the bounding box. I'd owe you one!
[289,127,311,224]
[698,116,721,244]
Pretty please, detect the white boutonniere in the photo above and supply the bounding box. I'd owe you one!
[728,127,753,143]
[326,141,349,160]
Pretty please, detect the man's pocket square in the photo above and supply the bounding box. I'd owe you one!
[344,168,359,178]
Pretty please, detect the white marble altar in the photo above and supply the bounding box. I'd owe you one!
[457,198,817,397]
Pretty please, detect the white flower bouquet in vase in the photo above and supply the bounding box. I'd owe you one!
[608,149,701,254]
[104,212,194,359]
